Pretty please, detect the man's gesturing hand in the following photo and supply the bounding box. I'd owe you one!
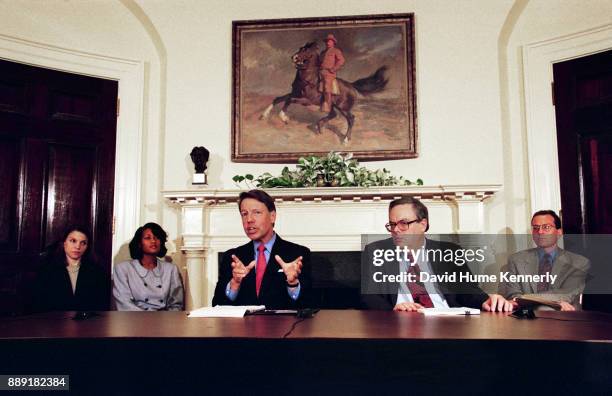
[275,255,303,284]
[230,254,255,290]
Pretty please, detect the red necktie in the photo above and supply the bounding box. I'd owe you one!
[406,253,434,308]
[255,244,266,297]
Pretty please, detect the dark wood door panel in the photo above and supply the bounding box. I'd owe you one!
[0,58,117,316]
[49,90,96,124]
[0,136,21,251]
[580,134,612,234]
[554,49,612,313]
[45,143,97,248]
[554,49,612,234]
[19,138,46,253]
[0,78,27,115]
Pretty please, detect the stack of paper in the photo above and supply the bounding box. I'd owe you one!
[188,305,265,318]
[418,307,480,316]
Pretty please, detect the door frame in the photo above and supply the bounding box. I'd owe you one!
[522,24,612,215]
[0,34,144,267]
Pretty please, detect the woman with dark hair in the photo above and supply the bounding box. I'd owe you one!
[32,226,110,312]
[113,222,184,311]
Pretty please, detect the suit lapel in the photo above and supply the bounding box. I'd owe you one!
[238,241,257,297]
[425,239,439,272]
[60,265,76,302]
[73,265,83,299]
[391,250,402,307]
[383,239,401,306]
[425,239,447,281]
[425,239,454,297]
[240,241,256,266]
[524,249,539,293]
[551,249,571,288]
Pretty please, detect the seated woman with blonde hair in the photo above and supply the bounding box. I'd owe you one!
[113,222,184,311]
[32,226,110,312]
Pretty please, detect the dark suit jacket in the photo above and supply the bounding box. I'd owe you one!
[361,238,489,310]
[32,257,110,312]
[212,235,312,309]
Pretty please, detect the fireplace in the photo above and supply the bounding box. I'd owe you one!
[163,185,500,309]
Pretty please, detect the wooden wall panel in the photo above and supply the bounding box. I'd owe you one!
[45,144,96,248]
[0,137,20,250]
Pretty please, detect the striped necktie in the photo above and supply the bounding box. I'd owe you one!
[406,253,433,308]
[537,253,553,292]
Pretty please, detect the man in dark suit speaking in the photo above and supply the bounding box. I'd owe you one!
[212,189,311,309]
[361,197,513,312]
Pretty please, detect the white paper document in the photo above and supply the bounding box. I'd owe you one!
[188,305,266,318]
[418,307,480,316]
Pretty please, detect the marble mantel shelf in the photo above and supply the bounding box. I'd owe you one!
[163,184,502,205]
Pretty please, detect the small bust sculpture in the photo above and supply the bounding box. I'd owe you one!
[190,146,210,174]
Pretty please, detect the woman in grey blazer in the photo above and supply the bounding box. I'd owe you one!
[113,222,184,311]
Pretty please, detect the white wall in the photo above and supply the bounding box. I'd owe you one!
[143,0,511,191]
[1,0,610,263]
[502,0,612,233]
[139,0,515,242]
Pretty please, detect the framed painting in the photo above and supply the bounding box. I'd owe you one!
[232,13,417,163]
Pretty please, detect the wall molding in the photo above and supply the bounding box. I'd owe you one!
[522,24,612,214]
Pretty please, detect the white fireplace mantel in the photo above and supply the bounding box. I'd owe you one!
[163,185,501,308]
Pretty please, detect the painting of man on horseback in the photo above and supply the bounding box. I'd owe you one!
[259,37,388,144]
[232,14,417,162]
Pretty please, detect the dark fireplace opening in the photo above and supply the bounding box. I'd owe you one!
[217,251,362,309]
[310,251,361,309]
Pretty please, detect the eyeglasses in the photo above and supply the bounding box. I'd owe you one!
[385,219,420,232]
[531,224,556,232]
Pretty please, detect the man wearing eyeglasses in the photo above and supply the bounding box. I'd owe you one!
[361,197,513,312]
[499,210,590,311]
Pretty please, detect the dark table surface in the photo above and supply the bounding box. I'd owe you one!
[1,309,611,342]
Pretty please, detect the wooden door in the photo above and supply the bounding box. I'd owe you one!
[0,59,117,315]
[553,49,612,312]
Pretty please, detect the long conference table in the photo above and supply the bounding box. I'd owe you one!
[1,310,611,394]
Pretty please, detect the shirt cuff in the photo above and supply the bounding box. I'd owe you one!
[287,283,301,301]
[225,281,239,301]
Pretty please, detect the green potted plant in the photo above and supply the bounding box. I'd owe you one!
[232,152,423,188]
